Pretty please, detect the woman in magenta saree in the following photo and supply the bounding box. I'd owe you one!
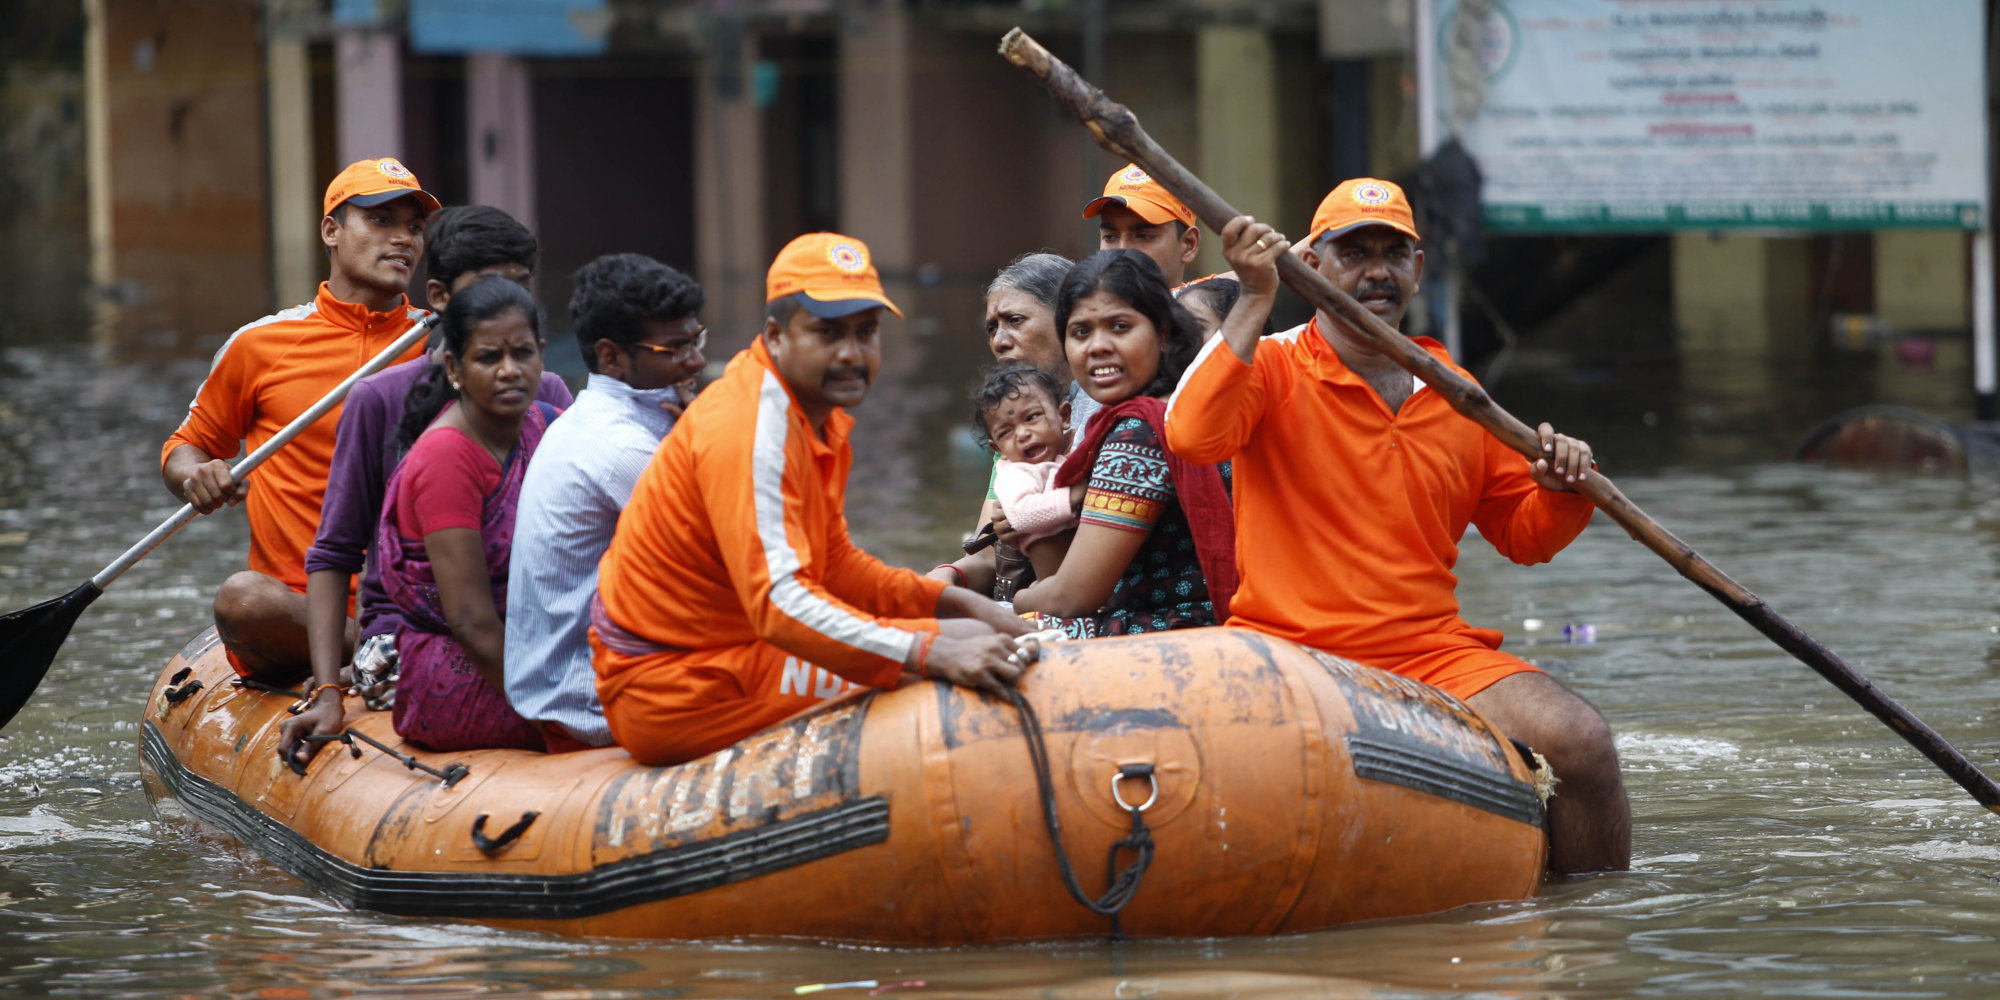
[377,278,552,752]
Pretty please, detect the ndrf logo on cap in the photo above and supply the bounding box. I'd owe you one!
[1083,161,1196,229]
[322,156,442,217]
[767,232,904,319]
[826,242,868,274]
[1350,182,1393,207]
[1308,177,1420,244]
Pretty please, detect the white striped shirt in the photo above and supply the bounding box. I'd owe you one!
[503,374,681,746]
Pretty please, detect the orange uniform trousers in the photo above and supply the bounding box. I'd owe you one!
[595,638,885,767]
[1339,625,1538,702]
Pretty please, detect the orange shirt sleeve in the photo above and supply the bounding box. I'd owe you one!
[822,511,948,620]
[162,333,260,470]
[1470,430,1596,566]
[700,398,923,690]
[1164,335,1272,464]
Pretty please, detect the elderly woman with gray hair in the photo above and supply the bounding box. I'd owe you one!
[929,252,1098,598]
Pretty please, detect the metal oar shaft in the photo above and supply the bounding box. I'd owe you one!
[996,28,2000,814]
[89,314,438,592]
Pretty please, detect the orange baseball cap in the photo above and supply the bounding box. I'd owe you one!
[322,157,442,217]
[766,232,903,319]
[1083,163,1197,228]
[1308,178,1420,245]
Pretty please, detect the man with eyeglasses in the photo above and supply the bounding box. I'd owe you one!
[503,253,708,751]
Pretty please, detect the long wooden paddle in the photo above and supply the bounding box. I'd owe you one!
[997,28,2000,814]
[0,313,440,730]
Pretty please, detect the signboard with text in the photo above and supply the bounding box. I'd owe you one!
[1432,0,1988,232]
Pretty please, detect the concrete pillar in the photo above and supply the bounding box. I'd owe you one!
[1195,24,1281,278]
[839,3,918,354]
[467,54,537,232]
[266,30,319,307]
[1673,234,1813,352]
[1870,231,1974,415]
[694,24,765,346]
[84,0,112,304]
[1875,231,1970,330]
[335,27,403,164]
[1672,233,1812,406]
[86,0,271,355]
[1368,56,1418,180]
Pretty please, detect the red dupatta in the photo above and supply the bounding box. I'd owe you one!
[1055,395,1239,620]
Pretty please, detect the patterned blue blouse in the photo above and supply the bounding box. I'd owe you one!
[1063,416,1227,637]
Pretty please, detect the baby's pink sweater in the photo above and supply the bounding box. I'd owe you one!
[993,458,1077,545]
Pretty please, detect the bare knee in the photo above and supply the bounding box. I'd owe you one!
[214,571,287,629]
[1467,672,1629,874]
[213,571,310,682]
[1544,707,1622,800]
[1470,674,1620,788]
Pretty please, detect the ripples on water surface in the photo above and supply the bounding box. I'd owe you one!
[3,343,2000,998]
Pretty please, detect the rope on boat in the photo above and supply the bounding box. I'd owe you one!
[239,678,470,787]
[1003,632,1155,940]
[292,727,469,787]
[233,676,307,699]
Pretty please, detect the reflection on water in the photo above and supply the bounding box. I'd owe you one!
[5,340,2000,998]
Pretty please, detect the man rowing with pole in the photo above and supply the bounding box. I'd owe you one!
[161,158,439,682]
[590,233,1033,766]
[1164,178,1630,874]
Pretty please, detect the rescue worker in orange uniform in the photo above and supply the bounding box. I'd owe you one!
[1084,163,1201,288]
[1163,179,1631,875]
[592,233,1033,766]
[161,158,440,681]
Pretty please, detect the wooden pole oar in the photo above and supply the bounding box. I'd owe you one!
[0,313,440,731]
[996,28,2000,814]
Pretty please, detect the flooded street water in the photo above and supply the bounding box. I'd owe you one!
[5,335,2000,999]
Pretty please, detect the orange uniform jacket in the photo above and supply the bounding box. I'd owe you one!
[593,338,946,711]
[161,284,428,593]
[1163,319,1593,657]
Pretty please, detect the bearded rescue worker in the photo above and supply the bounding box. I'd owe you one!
[591,233,1033,766]
[162,158,439,681]
[1084,163,1200,288]
[1163,178,1630,875]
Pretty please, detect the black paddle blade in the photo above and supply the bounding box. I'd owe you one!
[0,582,104,731]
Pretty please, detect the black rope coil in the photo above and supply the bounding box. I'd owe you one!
[1004,686,1155,939]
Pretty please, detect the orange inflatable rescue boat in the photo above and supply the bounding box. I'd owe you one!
[140,625,1550,943]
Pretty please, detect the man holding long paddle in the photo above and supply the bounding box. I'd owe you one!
[987,27,2000,849]
[1164,180,1630,874]
[160,158,440,682]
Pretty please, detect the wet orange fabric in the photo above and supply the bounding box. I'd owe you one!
[592,338,946,765]
[1163,319,1594,699]
[161,283,429,593]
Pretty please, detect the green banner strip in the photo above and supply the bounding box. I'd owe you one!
[1485,201,1983,233]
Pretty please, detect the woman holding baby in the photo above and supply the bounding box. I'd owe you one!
[976,249,1238,636]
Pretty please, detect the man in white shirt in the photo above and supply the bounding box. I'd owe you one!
[504,253,706,750]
